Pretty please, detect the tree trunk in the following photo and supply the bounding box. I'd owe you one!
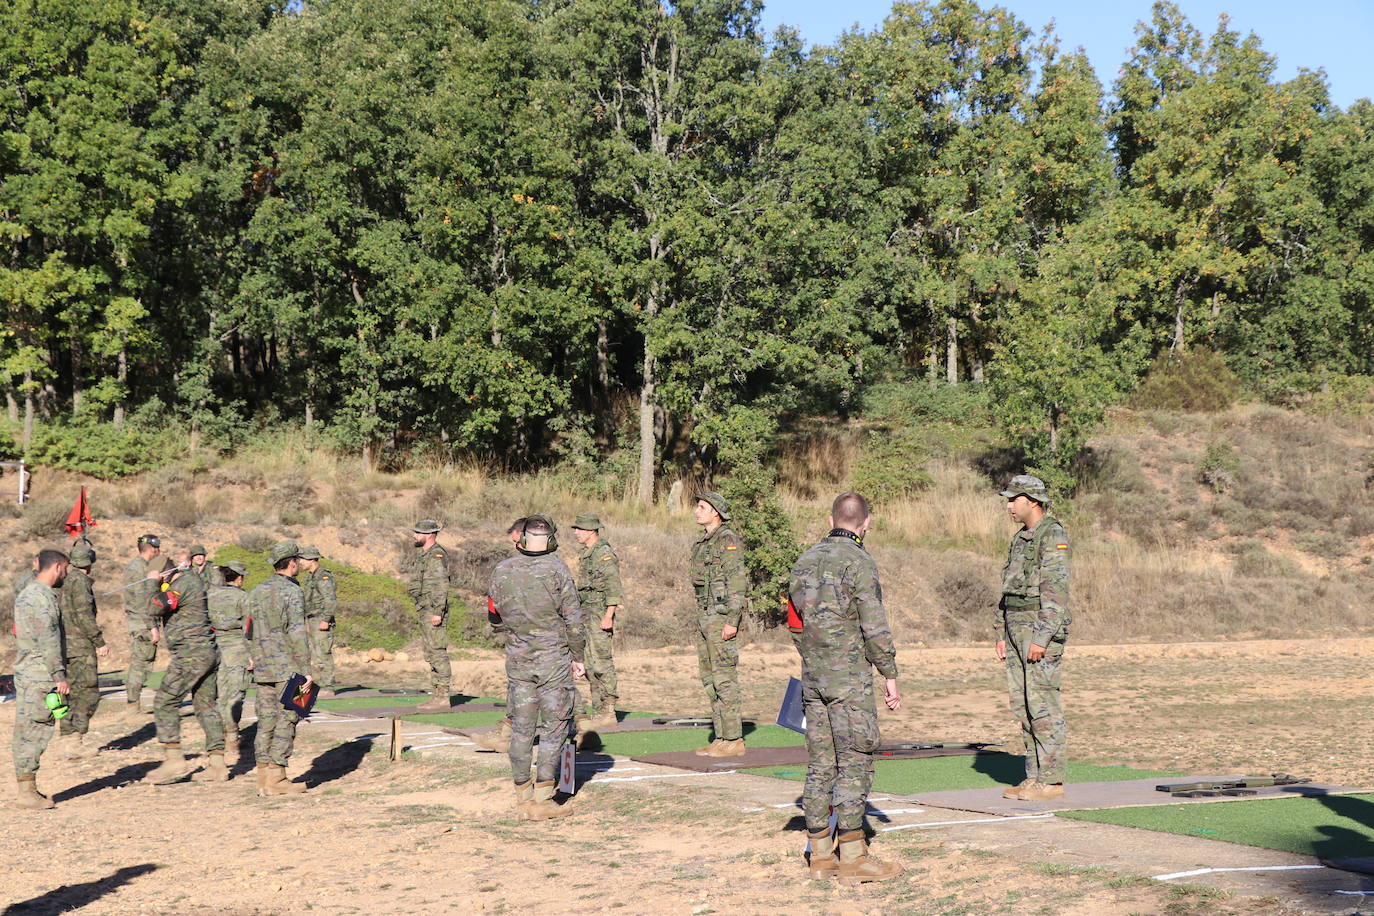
[596,318,611,399]
[113,346,127,428]
[945,316,959,385]
[969,303,984,382]
[637,348,657,505]
[71,337,83,415]
[5,387,17,424]
[21,371,33,448]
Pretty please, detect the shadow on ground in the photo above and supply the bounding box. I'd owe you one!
[2,863,158,914]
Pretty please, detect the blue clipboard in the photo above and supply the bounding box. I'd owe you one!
[776,676,806,734]
[281,673,318,715]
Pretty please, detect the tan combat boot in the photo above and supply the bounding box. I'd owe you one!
[472,719,512,753]
[1016,781,1064,801]
[706,738,746,758]
[836,830,903,885]
[263,764,306,795]
[1002,777,1035,799]
[694,739,723,757]
[513,779,535,816]
[416,687,452,712]
[224,729,240,762]
[150,743,192,785]
[205,751,229,781]
[255,763,270,797]
[522,780,574,821]
[121,701,145,720]
[589,704,619,731]
[806,829,839,878]
[14,774,54,810]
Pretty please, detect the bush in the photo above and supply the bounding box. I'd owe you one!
[1197,442,1240,494]
[850,429,935,505]
[1131,348,1241,412]
[18,497,70,540]
[236,529,276,552]
[26,420,170,478]
[862,380,993,425]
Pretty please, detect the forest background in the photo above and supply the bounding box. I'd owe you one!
[2,0,1373,631]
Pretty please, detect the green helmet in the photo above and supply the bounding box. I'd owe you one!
[695,491,732,521]
[413,519,442,534]
[189,544,208,558]
[69,543,96,569]
[268,541,301,565]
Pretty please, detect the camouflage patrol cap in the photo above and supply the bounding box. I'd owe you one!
[570,514,603,531]
[189,545,207,558]
[298,545,322,560]
[1000,474,1051,505]
[69,543,96,568]
[268,541,301,565]
[695,491,731,521]
[413,519,442,534]
[222,560,248,578]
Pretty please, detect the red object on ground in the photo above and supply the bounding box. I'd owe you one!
[64,486,96,536]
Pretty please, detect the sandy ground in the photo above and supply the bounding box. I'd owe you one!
[3,640,1373,915]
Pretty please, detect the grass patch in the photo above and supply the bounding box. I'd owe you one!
[315,693,501,711]
[402,710,509,728]
[593,724,805,757]
[1058,793,1374,859]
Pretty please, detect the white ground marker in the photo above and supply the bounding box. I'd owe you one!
[1152,865,1327,881]
[881,814,1055,832]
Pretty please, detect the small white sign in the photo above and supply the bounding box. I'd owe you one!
[558,740,575,795]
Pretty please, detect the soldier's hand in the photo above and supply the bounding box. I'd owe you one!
[883,678,901,710]
[571,662,586,679]
[721,624,738,640]
[303,675,315,690]
[54,680,70,695]
[318,620,331,631]
[429,614,443,627]
[1027,643,1046,662]
[600,609,616,632]
[995,639,1006,660]
[246,660,255,671]
[150,627,160,645]
[97,645,109,658]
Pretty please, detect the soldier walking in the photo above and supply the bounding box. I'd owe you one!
[408,519,453,711]
[209,561,251,759]
[148,550,226,784]
[570,515,622,729]
[121,534,162,715]
[689,492,748,757]
[299,546,337,698]
[248,542,312,796]
[995,475,1072,801]
[54,542,108,759]
[488,515,584,820]
[788,492,902,883]
[12,549,71,810]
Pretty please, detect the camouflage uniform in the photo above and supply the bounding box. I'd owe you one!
[301,562,337,692]
[209,581,251,733]
[407,541,451,690]
[153,567,224,753]
[248,572,310,767]
[689,517,748,741]
[58,562,104,736]
[12,580,66,777]
[997,480,1071,785]
[489,550,584,784]
[788,530,898,833]
[575,535,622,715]
[122,555,160,705]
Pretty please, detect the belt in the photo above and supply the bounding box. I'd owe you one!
[1002,597,1040,609]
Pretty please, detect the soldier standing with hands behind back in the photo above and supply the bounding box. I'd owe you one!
[248,542,312,796]
[689,492,748,758]
[995,475,1072,801]
[408,520,452,711]
[12,549,71,810]
[299,546,337,698]
[570,515,622,730]
[54,542,107,759]
[122,534,162,716]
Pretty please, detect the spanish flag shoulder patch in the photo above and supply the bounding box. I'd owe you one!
[1056,544,1068,550]
[725,544,738,551]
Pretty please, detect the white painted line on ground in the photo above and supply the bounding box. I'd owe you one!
[871,808,926,815]
[1152,865,1327,881]
[409,740,476,750]
[770,802,800,809]
[594,771,737,783]
[740,807,765,812]
[574,763,643,771]
[881,814,1055,832]
[1334,890,1374,896]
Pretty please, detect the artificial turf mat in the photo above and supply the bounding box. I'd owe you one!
[742,753,1175,795]
[592,724,805,757]
[1057,793,1374,859]
[316,694,500,711]
[402,709,510,728]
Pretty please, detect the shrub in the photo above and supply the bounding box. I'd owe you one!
[862,380,993,425]
[236,529,276,552]
[1231,540,1302,579]
[26,421,170,478]
[18,497,69,540]
[850,429,935,506]
[1197,442,1239,494]
[149,493,202,530]
[1131,348,1241,412]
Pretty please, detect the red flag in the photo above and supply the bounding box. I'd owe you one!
[64,486,95,536]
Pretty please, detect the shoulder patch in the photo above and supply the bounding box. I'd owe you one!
[600,555,613,562]
[1056,544,1069,550]
[434,551,446,559]
[725,544,738,551]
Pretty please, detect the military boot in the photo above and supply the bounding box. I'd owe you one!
[224,729,240,761]
[806,829,839,878]
[706,738,746,758]
[416,686,452,712]
[53,732,86,760]
[255,763,270,797]
[694,739,723,757]
[14,774,54,810]
[512,779,535,816]
[522,780,574,821]
[121,701,145,720]
[836,830,902,885]
[1016,781,1064,801]
[263,765,306,795]
[589,704,619,731]
[1002,777,1034,799]
[205,751,229,781]
[472,719,512,753]
[149,744,192,785]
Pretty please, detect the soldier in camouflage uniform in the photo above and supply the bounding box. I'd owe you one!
[471,518,527,754]
[408,519,452,711]
[570,515,622,728]
[54,542,108,759]
[489,514,584,820]
[11,557,36,601]
[191,544,224,588]
[12,550,70,810]
[299,546,337,697]
[995,475,1072,801]
[122,534,163,715]
[248,541,311,796]
[788,492,902,884]
[148,550,226,785]
[689,492,748,757]
[209,561,251,758]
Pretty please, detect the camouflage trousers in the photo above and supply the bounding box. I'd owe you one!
[694,608,742,741]
[420,615,451,688]
[307,620,335,691]
[126,621,157,705]
[580,616,618,712]
[154,639,224,753]
[215,635,251,731]
[1003,614,1067,783]
[60,644,101,736]
[11,676,56,777]
[507,660,575,784]
[254,680,301,767]
[802,678,881,832]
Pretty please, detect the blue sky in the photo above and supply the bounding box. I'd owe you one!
[757,1,1370,109]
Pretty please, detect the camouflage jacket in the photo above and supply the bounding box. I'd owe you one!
[488,552,585,669]
[160,567,212,647]
[996,513,1071,644]
[123,555,159,624]
[12,569,35,601]
[208,584,249,640]
[247,574,309,683]
[788,532,898,686]
[576,540,623,611]
[302,567,338,623]
[407,543,449,620]
[689,524,748,625]
[58,567,104,652]
[200,562,225,588]
[15,580,65,683]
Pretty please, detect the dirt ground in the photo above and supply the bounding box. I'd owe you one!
[3,639,1372,915]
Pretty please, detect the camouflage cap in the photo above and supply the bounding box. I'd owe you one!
[413,519,442,534]
[268,541,301,565]
[695,491,732,521]
[189,544,207,558]
[1000,474,1051,505]
[69,543,96,568]
[298,545,322,560]
[570,514,603,531]
[222,560,248,578]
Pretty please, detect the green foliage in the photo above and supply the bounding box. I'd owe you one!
[862,381,994,427]
[1197,442,1240,494]
[849,430,935,505]
[1132,349,1242,412]
[25,421,169,479]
